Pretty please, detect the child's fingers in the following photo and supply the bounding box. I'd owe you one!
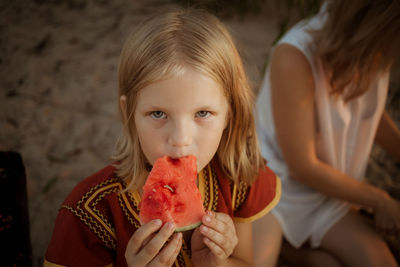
[202,211,234,233]
[169,233,183,264]
[202,210,221,222]
[200,223,238,256]
[201,211,238,256]
[202,211,237,240]
[203,237,228,260]
[136,222,176,265]
[199,224,225,246]
[149,232,183,267]
[126,219,163,256]
[212,211,235,225]
[202,211,223,232]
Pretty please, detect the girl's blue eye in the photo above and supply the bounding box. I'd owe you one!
[196,111,210,118]
[150,111,166,119]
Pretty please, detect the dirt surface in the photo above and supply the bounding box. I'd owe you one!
[0,0,399,266]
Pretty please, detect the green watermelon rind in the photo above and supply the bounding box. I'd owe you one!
[175,221,202,232]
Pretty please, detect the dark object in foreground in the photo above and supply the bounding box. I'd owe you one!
[0,151,32,267]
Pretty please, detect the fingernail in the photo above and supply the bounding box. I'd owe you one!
[205,216,211,223]
[153,219,162,226]
[207,211,213,216]
[167,222,175,230]
[177,232,182,240]
[201,225,208,233]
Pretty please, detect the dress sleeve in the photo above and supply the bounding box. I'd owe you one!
[233,166,281,223]
[44,207,114,267]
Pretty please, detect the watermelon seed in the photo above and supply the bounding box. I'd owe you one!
[163,184,174,192]
[152,188,157,192]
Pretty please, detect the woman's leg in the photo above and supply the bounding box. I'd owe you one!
[253,213,283,267]
[280,240,343,267]
[253,213,342,267]
[321,210,397,267]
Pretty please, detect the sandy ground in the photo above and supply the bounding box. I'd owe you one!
[0,0,399,266]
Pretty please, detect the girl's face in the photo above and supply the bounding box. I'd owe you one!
[133,67,229,172]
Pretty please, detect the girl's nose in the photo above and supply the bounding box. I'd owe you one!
[168,119,192,148]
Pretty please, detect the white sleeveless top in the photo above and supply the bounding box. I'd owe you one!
[255,4,389,248]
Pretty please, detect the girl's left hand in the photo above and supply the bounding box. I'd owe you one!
[191,211,239,267]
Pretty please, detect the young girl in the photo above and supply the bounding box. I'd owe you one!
[254,0,400,266]
[45,8,280,267]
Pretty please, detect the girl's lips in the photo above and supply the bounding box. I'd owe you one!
[166,153,193,160]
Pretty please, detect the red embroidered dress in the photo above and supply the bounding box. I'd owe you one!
[45,160,281,267]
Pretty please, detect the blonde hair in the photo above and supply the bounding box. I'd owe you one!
[113,8,264,191]
[313,0,400,101]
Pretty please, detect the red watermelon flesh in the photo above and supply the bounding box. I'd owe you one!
[139,155,205,232]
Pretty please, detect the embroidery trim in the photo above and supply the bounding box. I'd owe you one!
[61,177,121,249]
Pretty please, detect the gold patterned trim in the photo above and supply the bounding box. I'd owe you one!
[233,175,281,223]
[118,194,141,229]
[75,178,119,249]
[238,180,249,210]
[210,165,219,211]
[198,165,218,212]
[60,178,122,249]
[199,167,209,210]
[198,169,205,208]
[231,183,237,210]
[130,190,141,207]
[84,183,121,240]
[122,191,141,223]
[231,180,249,212]
[61,204,116,249]
[206,165,214,211]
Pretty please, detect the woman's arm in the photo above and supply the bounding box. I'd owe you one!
[269,43,389,212]
[375,111,400,161]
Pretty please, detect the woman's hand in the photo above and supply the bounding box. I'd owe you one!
[374,192,400,233]
[191,211,239,267]
[125,219,182,267]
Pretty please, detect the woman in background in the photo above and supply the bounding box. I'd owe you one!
[253,0,400,266]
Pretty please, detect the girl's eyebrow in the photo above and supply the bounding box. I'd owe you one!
[142,104,220,110]
[140,104,166,110]
[196,105,217,110]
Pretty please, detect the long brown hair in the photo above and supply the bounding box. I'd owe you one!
[113,8,264,191]
[313,0,400,101]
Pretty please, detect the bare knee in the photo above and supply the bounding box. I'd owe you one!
[358,239,397,267]
[321,211,397,267]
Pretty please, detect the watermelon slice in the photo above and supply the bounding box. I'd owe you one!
[139,155,205,232]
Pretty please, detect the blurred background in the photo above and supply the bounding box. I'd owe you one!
[0,0,399,266]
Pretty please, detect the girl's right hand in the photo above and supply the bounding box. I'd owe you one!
[374,193,400,232]
[125,219,183,267]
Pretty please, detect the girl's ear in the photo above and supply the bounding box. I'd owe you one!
[120,95,128,123]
